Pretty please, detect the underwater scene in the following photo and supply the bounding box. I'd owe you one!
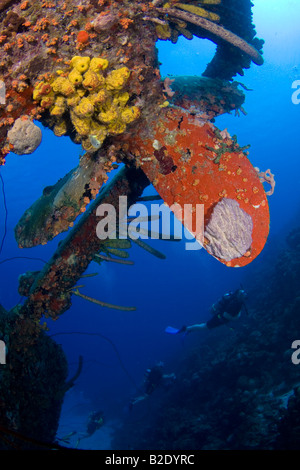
[0,0,300,452]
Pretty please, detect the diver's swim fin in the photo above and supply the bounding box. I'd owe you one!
[165,326,183,335]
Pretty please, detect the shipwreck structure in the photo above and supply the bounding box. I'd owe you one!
[0,0,272,448]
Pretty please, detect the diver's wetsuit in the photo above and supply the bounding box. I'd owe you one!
[206,292,245,329]
[86,411,104,436]
[145,366,163,395]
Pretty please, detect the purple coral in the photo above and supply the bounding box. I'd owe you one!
[204,197,253,262]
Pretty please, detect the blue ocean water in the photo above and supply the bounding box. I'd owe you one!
[1,0,300,450]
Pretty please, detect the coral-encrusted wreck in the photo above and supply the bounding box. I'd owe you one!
[0,0,272,448]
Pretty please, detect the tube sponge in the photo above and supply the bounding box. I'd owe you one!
[33,56,140,151]
[71,56,91,73]
[105,67,130,91]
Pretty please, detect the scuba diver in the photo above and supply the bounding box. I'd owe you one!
[75,410,105,447]
[86,410,105,436]
[129,362,176,410]
[166,288,248,335]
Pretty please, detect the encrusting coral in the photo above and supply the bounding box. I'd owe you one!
[154,0,221,41]
[148,0,264,71]
[156,5,264,66]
